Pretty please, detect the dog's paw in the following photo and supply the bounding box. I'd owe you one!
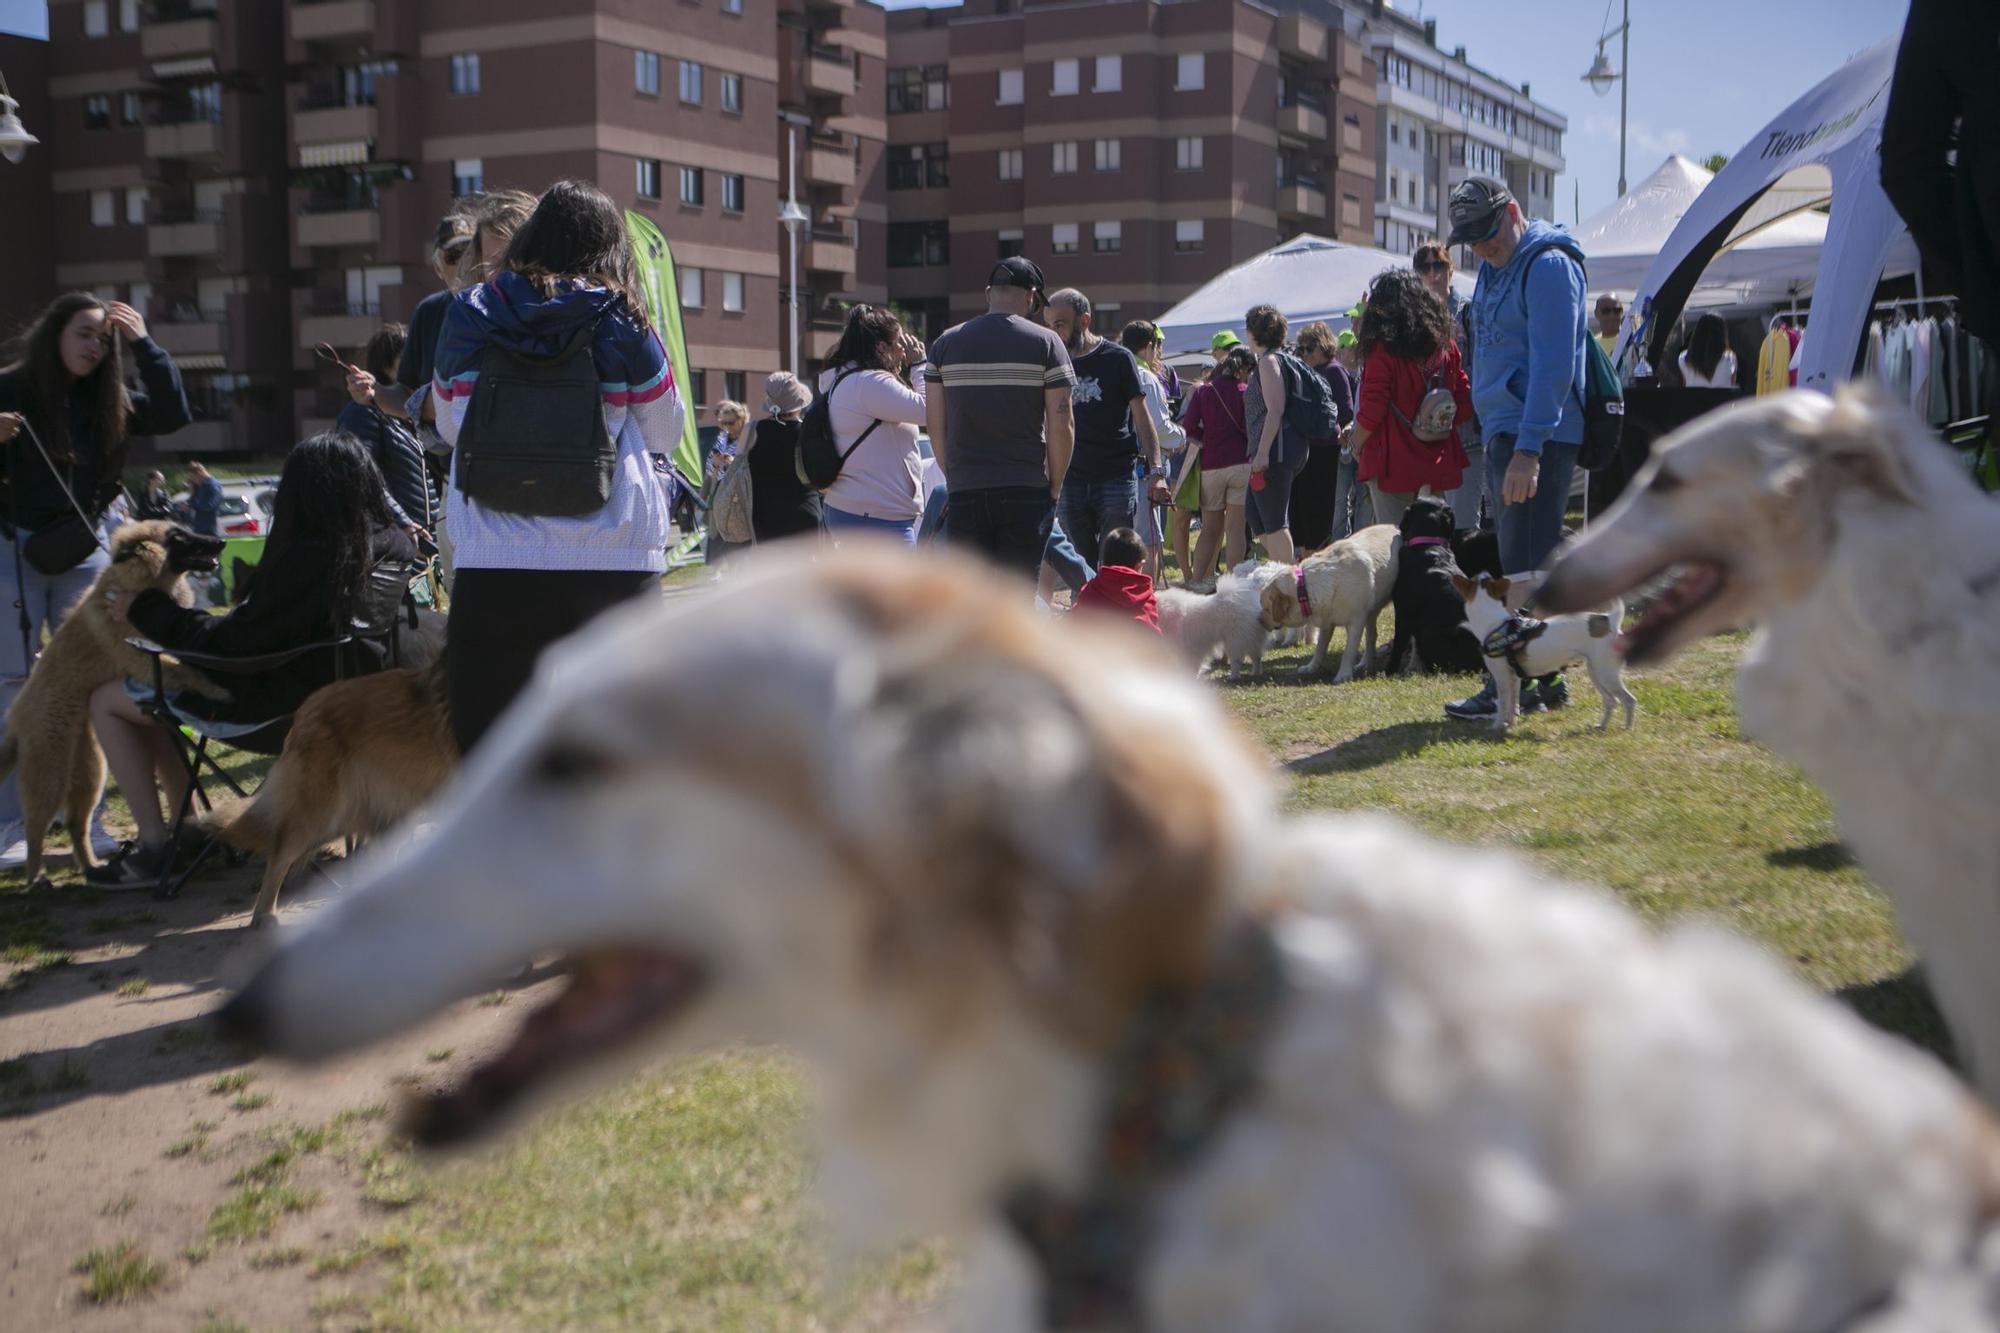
[1295,663,1318,678]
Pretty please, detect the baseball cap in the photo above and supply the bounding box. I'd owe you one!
[1335,329,1357,349]
[1210,330,1243,352]
[1447,177,1514,247]
[989,256,1048,298]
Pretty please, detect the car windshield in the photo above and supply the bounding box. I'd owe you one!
[217,497,249,516]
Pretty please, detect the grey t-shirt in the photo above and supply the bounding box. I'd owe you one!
[926,313,1076,493]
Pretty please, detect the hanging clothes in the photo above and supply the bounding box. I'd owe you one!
[1784,322,1801,387]
[1909,318,1934,418]
[1756,326,1792,395]
[1884,319,1913,402]
[1930,317,1953,423]
[1865,320,1886,385]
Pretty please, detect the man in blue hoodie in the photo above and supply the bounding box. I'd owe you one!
[1442,177,1590,722]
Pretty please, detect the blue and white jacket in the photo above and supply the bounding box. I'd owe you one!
[1467,220,1590,456]
[432,272,685,572]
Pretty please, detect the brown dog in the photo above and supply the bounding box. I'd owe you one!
[0,522,225,887]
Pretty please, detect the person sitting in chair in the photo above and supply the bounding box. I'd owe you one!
[85,432,417,887]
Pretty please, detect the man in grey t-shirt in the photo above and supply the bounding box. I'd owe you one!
[926,257,1077,578]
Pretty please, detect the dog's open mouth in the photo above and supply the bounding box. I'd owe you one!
[401,947,705,1147]
[179,552,221,573]
[1620,562,1727,665]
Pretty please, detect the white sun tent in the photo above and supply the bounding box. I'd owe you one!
[1153,234,1474,357]
[1633,37,1920,391]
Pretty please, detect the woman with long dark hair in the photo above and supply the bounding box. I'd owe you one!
[1350,268,1472,529]
[817,303,928,544]
[0,292,191,866]
[430,180,686,754]
[85,431,416,886]
[336,323,439,540]
[1678,313,1739,389]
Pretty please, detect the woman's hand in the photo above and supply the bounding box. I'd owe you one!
[346,366,377,408]
[0,412,21,445]
[104,302,149,343]
[897,332,927,371]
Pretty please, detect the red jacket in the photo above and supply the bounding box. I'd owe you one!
[1074,564,1161,633]
[1354,343,1473,493]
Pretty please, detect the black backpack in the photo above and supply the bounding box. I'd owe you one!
[1277,350,1343,440]
[453,316,615,517]
[795,368,881,490]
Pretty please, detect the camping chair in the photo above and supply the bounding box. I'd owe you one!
[126,555,428,899]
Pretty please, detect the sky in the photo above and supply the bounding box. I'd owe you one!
[0,0,1911,222]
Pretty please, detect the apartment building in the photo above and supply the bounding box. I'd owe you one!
[1351,0,1566,260]
[881,0,1379,338]
[4,0,884,456]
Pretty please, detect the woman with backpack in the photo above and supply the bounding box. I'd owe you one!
[1242,304,1303,564]
[744,373,821,543]
[1350,269,1473,530]
[430,180,686,754]
[814,304,928,546]
[1179,345,1256,589]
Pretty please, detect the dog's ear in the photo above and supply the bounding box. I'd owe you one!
[1811,389,1917,504]
[1260,580,1292,626]
[1437,500,1456,531]
[1448,571,1474,600]
[1485,575,1511,602]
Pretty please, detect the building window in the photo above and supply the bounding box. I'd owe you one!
[681,268,704,308]
[678,166,703,206]
[997,68,1023,106]
[722,272,745,313]
[1092,220,1121,254]
[889,142,948,190]
[636,158,662,200]
[450,53,480,96]
[1094,55,1121,93]
[89,190,114,227]
[118,0,138,29]
[452,157,483,196]
[1175,53,1204,90]
[721,73,742,114]
[635,50,661,96]
[1175,137,1204,171]
[84,95,110,130]
[887,220,949,268]
[1388,115,1399,145]
[997,228,1024,259]
[721,174,744,213]
[1175,219,1204,252]
[722,0,741,13]
[690,369,707,405]
[125,187,146,225]
[1342,193,1362,230]
[724,370,746,402]
[119,90,141,126]
[997,148,1023,181]
[1051,223,1079,255]
[888,64,948,114]
[83,0,107,38]
[1094,138,1120,172]
[1052,141,1077,174]
[678,61,703,105]
[1051,58,1079,96]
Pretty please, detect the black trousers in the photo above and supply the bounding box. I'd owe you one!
[943,485,1053,580]
[446,567,659,756]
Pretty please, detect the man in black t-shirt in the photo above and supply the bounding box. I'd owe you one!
[1045,288,1162,572]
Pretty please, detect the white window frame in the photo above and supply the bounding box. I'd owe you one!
[678,166,703,207]
[83,0,108,38]
[636,157,662,200]
[681,268,704,309]
[452,157,483,196]
[722,0,742,11]
[1094,138,1120,172]
[678,61,703,106]
[1092,220,1122,254]
[1051,58,1079,96]
[997,227,1024,257]
[1094,55,1122,92]
[997,148,1023,181]
[722,272,745,313]
[125,187,146,225]
[1175,53,1204,91]
[1175,136,1203,171]
[1050,222,1079,255]
[997,68,1023,106]
[89,189,115,227]
[450,53,481,96]
[721,173,745,213]
[1052,141,1077,175]
[1175,219,1204,252]
[721,72,742,114]
[635,50,661,96]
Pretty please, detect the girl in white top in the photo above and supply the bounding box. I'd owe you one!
[1676,313,1739,390]
[815,305,930,545]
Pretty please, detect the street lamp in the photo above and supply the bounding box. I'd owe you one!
[1581,0,1629,198]
[778,114,813,377]
[0,68,38,165]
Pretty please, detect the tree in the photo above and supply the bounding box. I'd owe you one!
[1701,153,1730,174]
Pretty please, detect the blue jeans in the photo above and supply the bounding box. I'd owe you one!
[945,485,1054,580]
[1445,436,1488,533]
[1485,434,1580,575]
[1042,518,1094,593]
[0,531,113,829]
[824,505,918,546]
[1055,475,1138,573]
[1331,450,1376,540]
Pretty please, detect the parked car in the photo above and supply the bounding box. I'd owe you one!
[172,476,280,538]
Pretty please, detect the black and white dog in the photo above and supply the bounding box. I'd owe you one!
[1385,496,1487,676]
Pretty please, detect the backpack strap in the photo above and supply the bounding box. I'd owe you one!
[830,367,884,463]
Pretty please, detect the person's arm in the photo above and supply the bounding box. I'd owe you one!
[1516,252,1585,457]
[925,373,949,481]
[1181,385,1208,446]
[1878,0,1961,281]
[1140,371,1185,456]
[844,367,928,426]
[1044,386,1074,497]
[1325,363,1356,430]
[1253,352,1285,470]
[115,309,194,437]
[622,329,688,463]
[429,302,478,449]
[1351,354,1388,451]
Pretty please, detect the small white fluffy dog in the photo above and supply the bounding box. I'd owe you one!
[1455,572,1637,732]
[1543,388,2000,1105]
[1260,523,1400,680]
[1157,562,1292,681]
[227,547,2000,1333]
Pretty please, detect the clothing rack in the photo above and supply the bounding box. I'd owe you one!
[1873,295,1958,317]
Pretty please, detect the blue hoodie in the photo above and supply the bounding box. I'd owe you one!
[1467,220,1589,455]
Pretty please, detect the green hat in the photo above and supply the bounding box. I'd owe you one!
[1344,301,1365,320]
[1335,329,1358,348]
[1210,330,1243,351]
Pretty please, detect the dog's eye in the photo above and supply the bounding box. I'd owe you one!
[534,741,612,784]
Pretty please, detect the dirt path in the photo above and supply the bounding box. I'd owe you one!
[1,852,555,1330]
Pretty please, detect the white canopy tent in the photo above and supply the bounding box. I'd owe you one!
[1631,37,1918,391]
[1153,234,1473,357]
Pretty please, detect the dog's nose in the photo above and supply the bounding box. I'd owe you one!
[214,966,280,1052]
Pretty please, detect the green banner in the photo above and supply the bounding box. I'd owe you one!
[625,210,705,495]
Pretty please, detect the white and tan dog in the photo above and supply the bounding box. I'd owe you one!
[226,547,2000,1332]
[1542,388,2000,1105]
[1455,572,1636,732]
[1259,523,1400,680]
[1157,562,1293,681]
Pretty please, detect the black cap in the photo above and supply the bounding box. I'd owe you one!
[988,256,1047,296]
[1446,177,1515,247]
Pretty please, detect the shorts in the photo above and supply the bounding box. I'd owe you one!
[1200,463,1253,511]
[1247,447,1302,535]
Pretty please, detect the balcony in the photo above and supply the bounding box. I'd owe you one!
[805,142,856,188]
[145,118,222,160]
[299,301,381,351]
[807,326,840,360]
[295,207,380,248]
[148,311,227,359]
[1278,14,1328,63]
[806,229,857,277]
[1278,179,1327,222]
[142,4,219,63]
[290,0,374,42]
[1278,96,1328,143]
[294,101,378,148]
[148,210,225,258]
[804,49,854,98]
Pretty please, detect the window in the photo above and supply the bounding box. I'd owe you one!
[1051,223,1079,255]
[721,73,742,114]
[83,0,107,38]
[1094,138,1120,172]
[997,69,1023,105]
[82,94,109,130]
[452,157,483,195]
[679,166,704,206]
[997,228,1024,259]
[690,369,707,405]
[1051,58,1078,96]
[1052,141,1077,174]
[636,158,662,200]
[722,0,741,13]
[1175,219,1204,252]
[119,91,141,126]
[1094,55,1121,92]
[128,281,151,316]
[889,142,948,190]
[1175,136,1203,171]
[678,61,703,105]
[722,272,745,313]
[725,371,746,403]
[125,187,146,225]
[887,220,949,268]
[635,50,661,96]
[450,53,480,96]
[89,190,114,227]
[721,174,744,213]
[888,64,948,114]
[681,268,704,308]
[118,0,137,30]
[1175,53,1204,90]
[997,148,1023,181]
[1092,220,1121,254]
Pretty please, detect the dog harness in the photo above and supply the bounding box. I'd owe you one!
[1403,536,1449,549]
[1003,920,1287,1330]
[1292,565,1311,619]
[1481,613,1549,679]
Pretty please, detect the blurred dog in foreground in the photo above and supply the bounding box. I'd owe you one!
[225,546,2000,1331]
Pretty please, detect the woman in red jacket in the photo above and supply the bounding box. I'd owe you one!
[1351,268,1472,530]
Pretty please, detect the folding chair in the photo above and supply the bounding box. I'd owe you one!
[126,556,428,898]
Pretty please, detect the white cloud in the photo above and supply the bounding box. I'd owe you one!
[1580,113,1694,162]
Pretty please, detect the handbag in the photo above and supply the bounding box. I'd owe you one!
[1388,366,1459,444]
[710,428,758,545]
[1173,453,1203,512]
[11,417,107,576]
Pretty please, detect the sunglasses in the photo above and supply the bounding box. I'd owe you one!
[1596,306,1624,316]
[1414,260,1450,274]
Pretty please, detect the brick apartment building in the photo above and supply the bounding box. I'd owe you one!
[881,0,1379,340]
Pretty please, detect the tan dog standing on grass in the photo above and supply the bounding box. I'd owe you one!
[0,521,226,887]
[1259,523,1400,681]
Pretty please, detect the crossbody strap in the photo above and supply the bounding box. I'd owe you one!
[831,367,884,462]
[15,416,109,551]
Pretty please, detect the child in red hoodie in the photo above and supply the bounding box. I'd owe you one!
[1073,528,1161,633]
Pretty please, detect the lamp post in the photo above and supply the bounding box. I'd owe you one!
[0,67,39,164]
[778,116,812,378]
[1582,0,1629,198]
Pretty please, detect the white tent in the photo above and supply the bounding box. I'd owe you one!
[1632,38,1917,391]
[1154,233,1473,356]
